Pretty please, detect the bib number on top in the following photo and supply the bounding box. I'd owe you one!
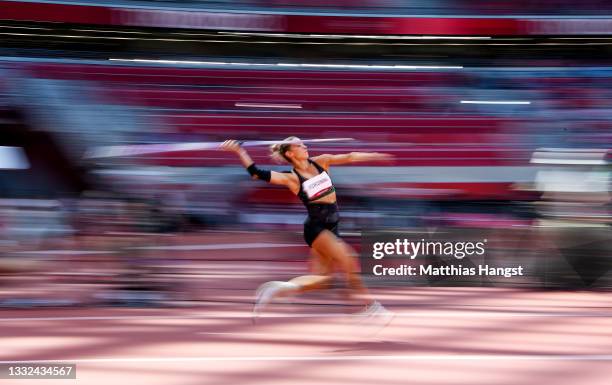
[302,171,333,199]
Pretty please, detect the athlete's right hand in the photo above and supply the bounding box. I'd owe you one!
[220,139,243,153]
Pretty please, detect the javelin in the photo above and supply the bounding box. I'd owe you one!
[84,138,355,159]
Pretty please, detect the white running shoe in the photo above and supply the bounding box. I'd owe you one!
[355,300,384,318]
[253,281,298,320]
[355,301,395,335]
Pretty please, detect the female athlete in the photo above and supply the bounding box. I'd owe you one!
[221,137,393,320]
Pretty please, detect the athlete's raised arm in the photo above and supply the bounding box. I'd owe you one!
[312,152,393,169]
[220,140,292,186]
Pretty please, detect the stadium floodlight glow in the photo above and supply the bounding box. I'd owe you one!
[530,148,610,165]
[277,63,463,69]
[109,58,462,70]
[235,103,302,109]
[460,100,531,105]
[531,158,607,165]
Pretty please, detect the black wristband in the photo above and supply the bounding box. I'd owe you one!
[246,163,271,182]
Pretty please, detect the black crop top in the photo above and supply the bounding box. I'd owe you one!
[292,159,336,205]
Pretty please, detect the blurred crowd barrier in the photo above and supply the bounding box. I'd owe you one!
[4,1,612,36]
[247,0,612,14]
[0,58,610,307]
[8,0,612,15]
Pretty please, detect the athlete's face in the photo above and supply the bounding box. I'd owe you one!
[285,142,308,161]
[291,143,308,159]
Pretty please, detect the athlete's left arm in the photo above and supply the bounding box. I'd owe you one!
[312,152,393,168]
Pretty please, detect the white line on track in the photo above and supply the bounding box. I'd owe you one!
[14,243,305,255]
[130,242,303,250]
[1,311,611,322]
[14,250,116,255]
[195,331,365,342]
[1,355,612,364]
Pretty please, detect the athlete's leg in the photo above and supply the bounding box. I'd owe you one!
[253,238,339,317]
[254,228,374,315]
[310,230,395,332]
[265,220,336,298]
[311,230,372,306]
[253,246,332,316]
[286,248,333,293]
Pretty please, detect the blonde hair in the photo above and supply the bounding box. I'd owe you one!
[270,136,301,164]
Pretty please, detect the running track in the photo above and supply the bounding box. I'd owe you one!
[1,232,611,384]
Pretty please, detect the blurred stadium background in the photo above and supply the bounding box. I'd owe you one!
[0,2,610,385]
[0,0,610,308]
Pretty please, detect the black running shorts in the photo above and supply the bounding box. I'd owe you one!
[303,203,340,247]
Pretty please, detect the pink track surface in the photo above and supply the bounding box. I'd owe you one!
[1,232,611,384]
[2,291,611,384]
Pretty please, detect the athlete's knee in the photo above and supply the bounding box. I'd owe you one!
[310,251,333,275]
